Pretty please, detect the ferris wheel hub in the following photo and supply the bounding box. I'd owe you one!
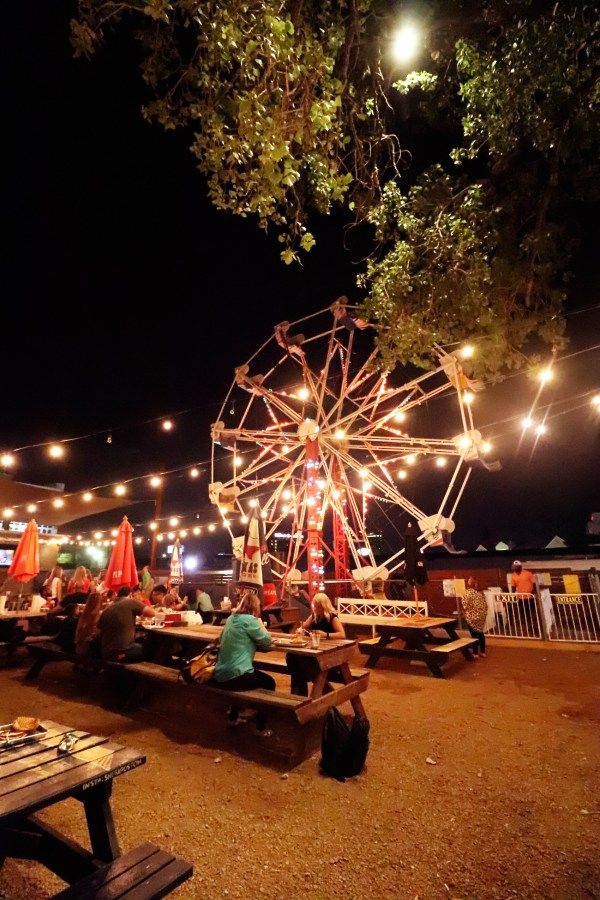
[297,418,320,442]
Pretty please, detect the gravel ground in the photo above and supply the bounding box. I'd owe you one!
[0,642,598,900]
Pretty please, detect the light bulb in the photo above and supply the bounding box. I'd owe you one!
[398,470,408,480]
[0,453,15,468]
[521,416,533,430]
[208,524,216,532]
[149,522,158,530]
[459,344,475,360]
[82,492,93,502]
[463,391,474,405]
[435,457,447,468]
[52,498,64,509]
[297,386,310,401]
[114,484,126,496]
[535,423,547,437]
[391,23,420,63]
[48,444,64,459]
[538,367,553,384]
[393,410,406,423]
[190,467,199,478]
[162,419,174,431]
[94,531,102,540]
[169,517,179,527]
[405,454,417,465]
[150,476,162,488]
[481,441,492,454]
[193,526,201,535]
[111,529,118,537]
[27,503,37,513]
[3,508,14,519]
[334,428,346,439]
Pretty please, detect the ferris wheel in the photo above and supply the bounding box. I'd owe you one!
[210,300,492,598]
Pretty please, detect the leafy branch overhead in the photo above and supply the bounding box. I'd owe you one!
[72,1,599,376]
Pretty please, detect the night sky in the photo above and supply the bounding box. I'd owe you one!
[3,1,600,561]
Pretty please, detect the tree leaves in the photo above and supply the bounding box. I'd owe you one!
[71,0,599,376]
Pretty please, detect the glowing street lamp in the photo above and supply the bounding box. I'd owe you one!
[391,23,420,63]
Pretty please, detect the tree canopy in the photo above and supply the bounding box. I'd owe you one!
[72,0,599,376]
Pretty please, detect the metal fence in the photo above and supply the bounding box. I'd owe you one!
[484,592,543,639]
[548,593,600,643]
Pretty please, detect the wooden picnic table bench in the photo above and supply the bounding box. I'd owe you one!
[53,841,192,899]
[24,640,77,680]
[0,720,146,886]
[358,616,478,678]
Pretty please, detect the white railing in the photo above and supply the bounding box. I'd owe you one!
[337,597,429,626]
[548,593,600,643]
[484,592,543,639]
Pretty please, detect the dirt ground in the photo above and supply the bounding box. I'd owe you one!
[0,641,598,900]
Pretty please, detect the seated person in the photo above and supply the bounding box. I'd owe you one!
[213,589,274,736]
[97,586,154,663]
[185,585,214,622]
[289,593,346,696]
[53,602,79,653]
[299,592,346,640]
[149,584,168,607]
[75,591,106,660]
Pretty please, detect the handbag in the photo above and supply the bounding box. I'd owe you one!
[181,640,220,684]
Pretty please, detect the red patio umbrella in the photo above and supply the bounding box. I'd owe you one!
[104,516,139,591]
[8,519,40,584]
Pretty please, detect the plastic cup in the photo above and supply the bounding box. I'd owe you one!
[310,632,320,649]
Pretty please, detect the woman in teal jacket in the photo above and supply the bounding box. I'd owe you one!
[214,589,274,734]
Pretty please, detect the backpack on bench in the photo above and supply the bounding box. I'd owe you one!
[320,708,370,782]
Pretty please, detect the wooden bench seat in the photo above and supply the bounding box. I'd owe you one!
[429,637,478,655]
[106,659,369,726]
[52,842,192,899]
[108,659,310,716]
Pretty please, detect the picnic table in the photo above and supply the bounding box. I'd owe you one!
[138,623,368,724]
[358,615,478,678]
[0,720,145,885]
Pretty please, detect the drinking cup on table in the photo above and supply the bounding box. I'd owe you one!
[310,632,320,649]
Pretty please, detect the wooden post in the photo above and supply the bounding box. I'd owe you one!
[149,482,164,570]
[413,584,421,618]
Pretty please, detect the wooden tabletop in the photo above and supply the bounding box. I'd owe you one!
[0,611,48,620]
[370,616,457,630]
[0,721,145,820]
[140,622,355,659]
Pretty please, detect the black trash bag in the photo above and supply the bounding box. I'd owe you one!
[320,708,370,782]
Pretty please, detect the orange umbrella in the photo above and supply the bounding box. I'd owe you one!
[104,516,139,590]
[8,519,40,583]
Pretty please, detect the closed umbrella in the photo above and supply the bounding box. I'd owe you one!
[8,519,39,585]
[238,507,275,604]
[104,516,138,591]
[404,521,428,616]
[169,538,183,587]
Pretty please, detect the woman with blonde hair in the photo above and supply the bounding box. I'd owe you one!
[300,592,346,640]
[290,592,346,695]
[75,591,105,661]
[67,566,91,595]
[214,588,275,735]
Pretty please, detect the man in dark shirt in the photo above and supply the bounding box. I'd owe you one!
[98,586,154,662]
